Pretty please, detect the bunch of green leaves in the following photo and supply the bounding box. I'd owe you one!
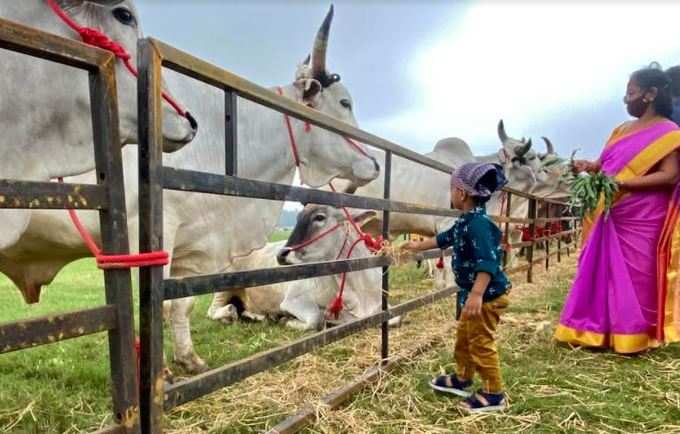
[566,172,619,218]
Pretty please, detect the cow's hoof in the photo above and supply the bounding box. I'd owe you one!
[175,355,209,375]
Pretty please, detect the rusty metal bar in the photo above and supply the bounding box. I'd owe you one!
[224,89,238,176]
[527,198,537,283]
[163,256,390,300]
[163,286,457,410]
[161,167,459,218]
[381,150,392,362]
[502,191,512,268]
[265,332,448,434]
[545,203,551,270]
[138,38,166,434]
[0,306,116,354]
[151,40,454,175]
[0,180,108,209]
[90,56,140,432]
[0,17,111,70]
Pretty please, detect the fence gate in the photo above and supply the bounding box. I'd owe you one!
[0,19,139,434]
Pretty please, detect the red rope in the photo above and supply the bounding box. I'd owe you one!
[47,0,189,118]
[436,255,445,269]
[275,84,384,318]
[57,178,169,269]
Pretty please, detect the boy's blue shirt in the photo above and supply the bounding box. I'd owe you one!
[436,206,511,307]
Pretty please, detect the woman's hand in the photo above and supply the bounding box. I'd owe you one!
[462,293,483,319]
[573,160,600,174]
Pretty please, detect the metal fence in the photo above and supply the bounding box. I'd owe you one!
[137,38,579,433]
[0,19,139,434]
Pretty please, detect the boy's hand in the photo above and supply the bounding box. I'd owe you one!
[462,293,483,319]
[401,241,419,251]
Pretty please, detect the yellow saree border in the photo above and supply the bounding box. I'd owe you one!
[554,324,661,353]
[657,196,680,343]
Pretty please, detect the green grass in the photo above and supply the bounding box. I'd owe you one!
[269,229,292,242]
[3,254,680,433]
[309,262,680,434]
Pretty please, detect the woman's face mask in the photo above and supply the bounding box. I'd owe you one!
[624,81,652,118]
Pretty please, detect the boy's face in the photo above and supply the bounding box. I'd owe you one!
[450,187,466,210]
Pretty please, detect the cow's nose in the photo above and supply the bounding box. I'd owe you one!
[277,247,292,265]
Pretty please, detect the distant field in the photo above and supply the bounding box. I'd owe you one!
[269,229,291,242]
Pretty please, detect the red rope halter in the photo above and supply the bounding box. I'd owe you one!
[47,0,192,120]
[275,86,383,318]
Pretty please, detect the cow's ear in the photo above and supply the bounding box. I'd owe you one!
[352,210,377,227]
[294,78,322,106]
[497,148,510,164]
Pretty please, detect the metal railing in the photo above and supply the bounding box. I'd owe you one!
[137,37,579,433]
[0,18,139,434]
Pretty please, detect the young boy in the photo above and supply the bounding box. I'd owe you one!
[403,162,511,413]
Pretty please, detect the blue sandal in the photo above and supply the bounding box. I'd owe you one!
[430,374,473,397]
[459,390,507,413]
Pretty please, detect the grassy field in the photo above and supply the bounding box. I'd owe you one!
[270,229,292,242]
[1,249,680,433]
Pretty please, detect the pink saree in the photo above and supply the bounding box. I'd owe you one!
[554,120,680,353]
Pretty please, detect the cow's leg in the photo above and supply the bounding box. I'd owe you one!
[163,227,209,375]
[280,296,323,331]
[241,310,267,322]
[207,291,230,320]
[169,296,208,374]
[210,304,240,325]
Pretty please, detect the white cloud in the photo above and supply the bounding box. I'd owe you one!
[365,2,680,155]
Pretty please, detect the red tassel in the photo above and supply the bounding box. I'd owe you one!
[436,256,445,269]
[326,295,344,320]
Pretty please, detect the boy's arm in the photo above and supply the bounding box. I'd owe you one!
[462,272,491,319]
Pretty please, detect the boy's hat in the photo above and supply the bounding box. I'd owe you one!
[451,163,508,198]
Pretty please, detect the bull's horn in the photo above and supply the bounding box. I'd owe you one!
[497,119,509,143]
[303,54,311,65]
[311,5,334,80]
[541,136,555,155]
[515,138,532,157]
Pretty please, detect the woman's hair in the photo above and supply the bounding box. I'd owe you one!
[665,65,680,98]
[631,62,673,118]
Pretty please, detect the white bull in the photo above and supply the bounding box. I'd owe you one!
[208,207,399,331]
[0,6,379,374]
[0,0,197,254]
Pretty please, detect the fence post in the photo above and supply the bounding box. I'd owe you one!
[545,202,550,271]
[557,205,562,263]
[138,38,166,434]
[502,192,513,269]
[91,52,140,433]
[225,89,238,176]
[527,197,537,283]
[381,151,392,363]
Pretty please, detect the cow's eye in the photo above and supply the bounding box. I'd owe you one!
[340,99,352,111]
[313,214,326,223]
[113,7,136,26]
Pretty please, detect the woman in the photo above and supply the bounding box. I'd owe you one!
[554,64,680,353]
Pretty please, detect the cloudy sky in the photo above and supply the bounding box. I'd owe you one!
[137,0,680,160]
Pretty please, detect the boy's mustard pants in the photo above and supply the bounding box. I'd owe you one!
[455,294,510,393]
